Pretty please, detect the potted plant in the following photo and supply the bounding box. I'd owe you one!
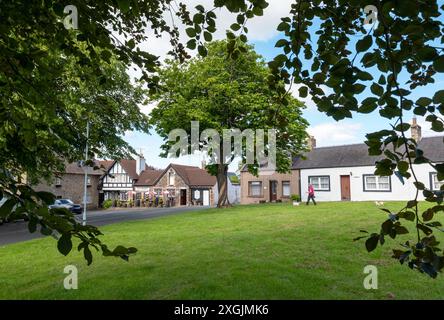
[291,194,301,206]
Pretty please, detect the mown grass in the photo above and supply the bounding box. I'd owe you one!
[0,202,443,300]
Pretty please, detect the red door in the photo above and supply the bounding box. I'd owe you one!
[340,175,351,201]
[269,181,278,202]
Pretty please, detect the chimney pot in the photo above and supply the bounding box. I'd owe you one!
[136,153,145,175]
[307,135,316,150]
[411,117,422,143]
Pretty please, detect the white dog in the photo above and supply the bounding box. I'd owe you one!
[375,201,384,206]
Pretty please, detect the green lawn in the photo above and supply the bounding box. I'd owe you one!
[1,202,443,300]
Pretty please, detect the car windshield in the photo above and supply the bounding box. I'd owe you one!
[58,199,73,205]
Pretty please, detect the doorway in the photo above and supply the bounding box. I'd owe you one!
[203,190,210,206]
[180,189,187,206]
[269,180,278,202]
[340,175,351,201]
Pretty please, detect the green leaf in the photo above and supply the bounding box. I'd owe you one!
[299,86,308,98]
[186,39,197,50]
[356,35,373,53]
[433,90,444,104]
[198,45,207,57]
[230,23,241,31]
[371,83,384,96]
[203,31,212,42]
[365,235,379,252]
[416,97,432,107]
[434,56,444,72]
[0,198,16,218]
[84,246,93,265]
[57,233,73,256]
[422,209,434,222]
[185,28,196,37]
[275,39,288,48]
[117,0,130,13]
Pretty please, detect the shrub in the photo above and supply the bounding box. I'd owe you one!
[103,199,113,209]
[290,194,301,202]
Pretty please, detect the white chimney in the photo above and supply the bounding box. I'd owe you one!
[136,153,145,175]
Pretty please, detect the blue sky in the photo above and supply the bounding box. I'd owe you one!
[124,2,444,170]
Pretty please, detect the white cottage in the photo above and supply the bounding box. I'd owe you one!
[293,121,444,202]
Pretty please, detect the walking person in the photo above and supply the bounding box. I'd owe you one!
[306,184,317,205]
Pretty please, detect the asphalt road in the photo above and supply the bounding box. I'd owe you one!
[0,206,209,246]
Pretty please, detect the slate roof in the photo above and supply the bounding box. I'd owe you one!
[292,136,444,170]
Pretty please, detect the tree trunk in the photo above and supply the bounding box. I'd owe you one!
[216,164,231,208]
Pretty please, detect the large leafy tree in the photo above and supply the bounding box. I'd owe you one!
[149,41,308,207]
[0,0,271,261]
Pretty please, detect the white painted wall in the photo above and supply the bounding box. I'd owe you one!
[213,179,241,205]
[300,164,437,202]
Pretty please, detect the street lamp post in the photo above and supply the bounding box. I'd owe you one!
[82,121,90,226]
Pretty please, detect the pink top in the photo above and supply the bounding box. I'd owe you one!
[308,185,314,196]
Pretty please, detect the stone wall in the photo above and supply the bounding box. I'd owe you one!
[33,174,101,209]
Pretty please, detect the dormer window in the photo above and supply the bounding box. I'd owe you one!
[168,170,175,186]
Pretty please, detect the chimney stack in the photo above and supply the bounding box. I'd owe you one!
[307,135,317,151]
[136,153,145,175]
[411,117,422,143]
[201,159,207,170]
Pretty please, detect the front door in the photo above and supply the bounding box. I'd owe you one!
[340,175,351,201]
[203,190,210,206]
[180,189,187,206]
[269,180,278,202]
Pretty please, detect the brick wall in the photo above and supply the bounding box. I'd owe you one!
[240,170,300,205]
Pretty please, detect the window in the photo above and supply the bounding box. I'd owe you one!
[87,176,91,186]
[430,173,444,191]
[363,175,391,192]
[248,181,263,197]
[168,170,175,186]
[55,177,62,187]
[308,176,330,191]
[167,189,176,197]
[282,181,290,197]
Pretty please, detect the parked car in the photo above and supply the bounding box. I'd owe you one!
[0,196,29,224]
[49,199,82,214]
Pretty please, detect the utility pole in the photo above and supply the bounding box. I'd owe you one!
[82,120,90,226]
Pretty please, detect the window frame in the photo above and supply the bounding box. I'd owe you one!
[282,181,291,198]
[55,177,62,187]
[248,181,263,197]
[308,176,331,192]
[362,174,392,192]
[430,172,444,191]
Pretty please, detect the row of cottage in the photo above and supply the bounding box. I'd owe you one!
[36,119,444,207]
[35,158,241,208]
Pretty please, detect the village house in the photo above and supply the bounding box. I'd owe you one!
[134,163,217,207]
[33,161,110,209]
[239,137,315,204]
[100,154,154,204]
[240,118,444,204]
[294,120,444,202]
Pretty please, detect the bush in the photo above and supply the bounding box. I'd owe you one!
[103,199,113,209]
[290,194,301,202]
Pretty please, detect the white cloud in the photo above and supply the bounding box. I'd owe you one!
[128,0,293,64]
[308,122,364,147]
